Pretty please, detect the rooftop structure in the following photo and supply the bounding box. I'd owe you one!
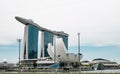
[15,16,68,36]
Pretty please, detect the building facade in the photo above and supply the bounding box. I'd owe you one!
[28,25,39,59]
[15,16,69,60]
[23,25,39,59]
[43,31,54,57]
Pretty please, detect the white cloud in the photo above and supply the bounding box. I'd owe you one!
[0,0,120,46]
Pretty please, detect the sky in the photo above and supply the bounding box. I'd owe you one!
[0,0,120,63]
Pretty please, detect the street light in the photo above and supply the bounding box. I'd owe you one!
[54,35,56,63]
[17,39,22,72]
[78,33,80,74]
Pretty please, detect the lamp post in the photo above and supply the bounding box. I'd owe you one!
[54,35,56,63]
[17,39,22,72]
[78,33,80,74]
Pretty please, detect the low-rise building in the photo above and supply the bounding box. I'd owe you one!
[0,61,16,71]
[81,58,120,71]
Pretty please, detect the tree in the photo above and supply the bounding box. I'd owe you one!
[72,62,79,68]
[60,62,65,68]
[97,63,104,70]
[33,61,37,68]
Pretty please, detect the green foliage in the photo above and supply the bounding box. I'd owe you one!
[72,62,79,68]
[33,61,37,68]
[97,63,104,70]
[1,72,120,74]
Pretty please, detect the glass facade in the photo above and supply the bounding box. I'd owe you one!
[28,25,39,59]
[23,25,68,59]
[58,35,68,49]
[44,31,53,57]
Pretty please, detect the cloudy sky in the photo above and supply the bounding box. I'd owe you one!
[0,0,120,63]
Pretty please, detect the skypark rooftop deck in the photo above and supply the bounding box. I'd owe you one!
[15,16,68,37]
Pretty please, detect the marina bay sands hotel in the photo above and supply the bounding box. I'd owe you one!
[15,16,82,66]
